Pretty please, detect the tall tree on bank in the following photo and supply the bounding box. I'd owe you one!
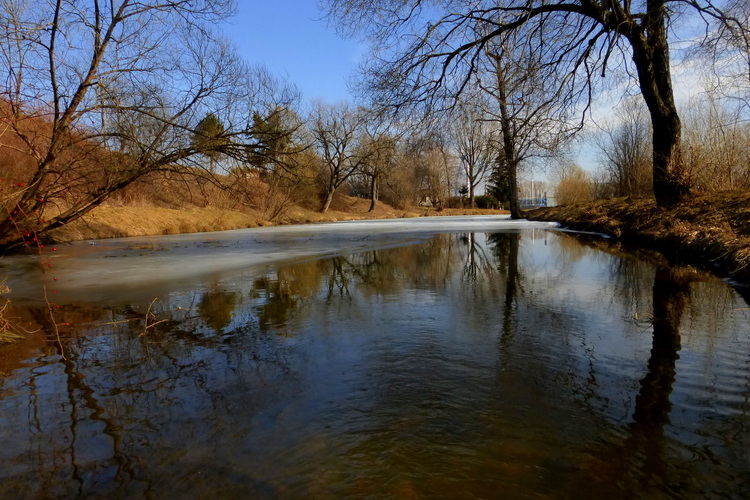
[309,102,369,213]
[480,35,574,218]
[451,98,495,209]
[490,54,523,219]
[325,0,750,208]
[0,0,292,252]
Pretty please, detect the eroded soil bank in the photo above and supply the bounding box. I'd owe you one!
[525,191,750,284]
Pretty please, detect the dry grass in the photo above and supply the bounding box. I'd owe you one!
[0,301,23,344]
[49,205,267,242]
[526,191,750,283]
[0,282,24,344]
[47,190,510,244]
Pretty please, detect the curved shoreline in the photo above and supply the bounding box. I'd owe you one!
[44,202,509,246]
[525,192,750,286]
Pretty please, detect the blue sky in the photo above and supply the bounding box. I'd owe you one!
[220,2,716,178]
[224,1,361,103]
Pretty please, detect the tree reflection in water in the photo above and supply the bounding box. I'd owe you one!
[488,232,521,347]
[198,285,240,332]
[0,231,749,498]
[634,267,689,427]
[614,267,691,496]
[570,257,748,497]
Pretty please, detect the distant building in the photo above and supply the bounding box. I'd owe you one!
[519,196,556,209]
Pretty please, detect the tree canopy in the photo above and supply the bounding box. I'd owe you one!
[193,113,229,170]
[325,0,750,208]
[0,0,295,250]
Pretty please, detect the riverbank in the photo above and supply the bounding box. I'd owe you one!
[47,195,508,244]
[525,191,750,284]
[29,191,750,287]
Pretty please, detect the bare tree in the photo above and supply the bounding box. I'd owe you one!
[478,36,574,218]
[682,90,750,191]
[486,47,524,218]
[596,98,653,197]
[451,97,496,208]
[358,118,400,212]
[325,0,750,208]
[0,0,292,251]
[309,102,369,212]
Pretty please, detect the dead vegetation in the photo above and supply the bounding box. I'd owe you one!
[37,164,509,245]
[0,283,24,344]
[526,191,750,284]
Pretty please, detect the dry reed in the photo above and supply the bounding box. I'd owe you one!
[0,288,24,344]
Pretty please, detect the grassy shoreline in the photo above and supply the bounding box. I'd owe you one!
[46,196,509,244]
[525,191,750,285]
[35,191,750,287]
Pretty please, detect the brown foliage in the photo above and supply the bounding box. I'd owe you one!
[554,165,594,205]
[0,102,136,247]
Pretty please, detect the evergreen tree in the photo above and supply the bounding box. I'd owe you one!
[193,113,228,171]
[248,109,293,170]
[487,156,511,209]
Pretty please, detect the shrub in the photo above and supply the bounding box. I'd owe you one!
[555,164,594,205]
[474,195,498,209]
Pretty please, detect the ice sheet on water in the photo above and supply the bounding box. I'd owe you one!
[5,216,558,302]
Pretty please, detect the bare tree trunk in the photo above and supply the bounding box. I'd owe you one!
[368,174,378,212]
[631,0,691,208]
[321,188,335,213]
[496,67,522,219]
[650,108,688,207]
[311,102,368,215]
[507,158,521,219]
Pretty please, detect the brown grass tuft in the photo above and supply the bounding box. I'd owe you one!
[0,297,24,344]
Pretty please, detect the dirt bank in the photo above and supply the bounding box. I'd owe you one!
[47,195,508,244]
[525,191,750,284]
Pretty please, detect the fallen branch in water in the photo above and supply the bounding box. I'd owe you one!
[139,298,169,337]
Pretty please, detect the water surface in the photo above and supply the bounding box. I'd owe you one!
[0,219,748,498]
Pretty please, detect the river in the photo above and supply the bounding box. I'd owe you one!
[0,216,748,498]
